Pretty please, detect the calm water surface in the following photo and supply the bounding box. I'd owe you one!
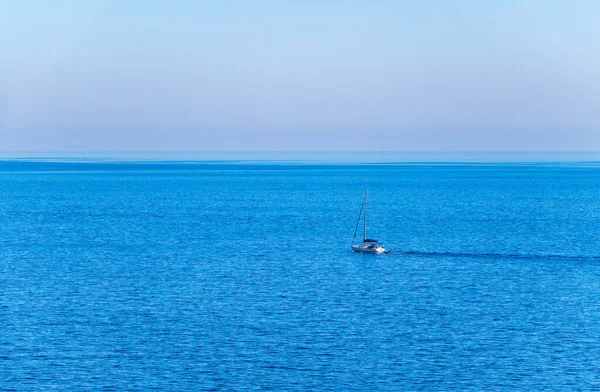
[1,161,600,390]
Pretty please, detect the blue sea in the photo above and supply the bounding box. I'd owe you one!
[2,153,600,390]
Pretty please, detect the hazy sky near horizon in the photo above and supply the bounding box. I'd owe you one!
[1,0,599,151]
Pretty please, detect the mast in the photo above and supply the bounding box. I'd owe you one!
[363,189,368,243]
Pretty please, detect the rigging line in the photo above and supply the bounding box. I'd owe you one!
[352,194,365,243]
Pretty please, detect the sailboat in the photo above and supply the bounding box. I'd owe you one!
[351,189,386,254]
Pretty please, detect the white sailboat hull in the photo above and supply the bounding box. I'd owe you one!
[352,245,386,254]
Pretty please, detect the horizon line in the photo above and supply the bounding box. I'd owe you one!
[1,150,599,153]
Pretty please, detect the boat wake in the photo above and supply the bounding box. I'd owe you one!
[387,250,600,262]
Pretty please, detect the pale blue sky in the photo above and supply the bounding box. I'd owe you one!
[1,0,599,151]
